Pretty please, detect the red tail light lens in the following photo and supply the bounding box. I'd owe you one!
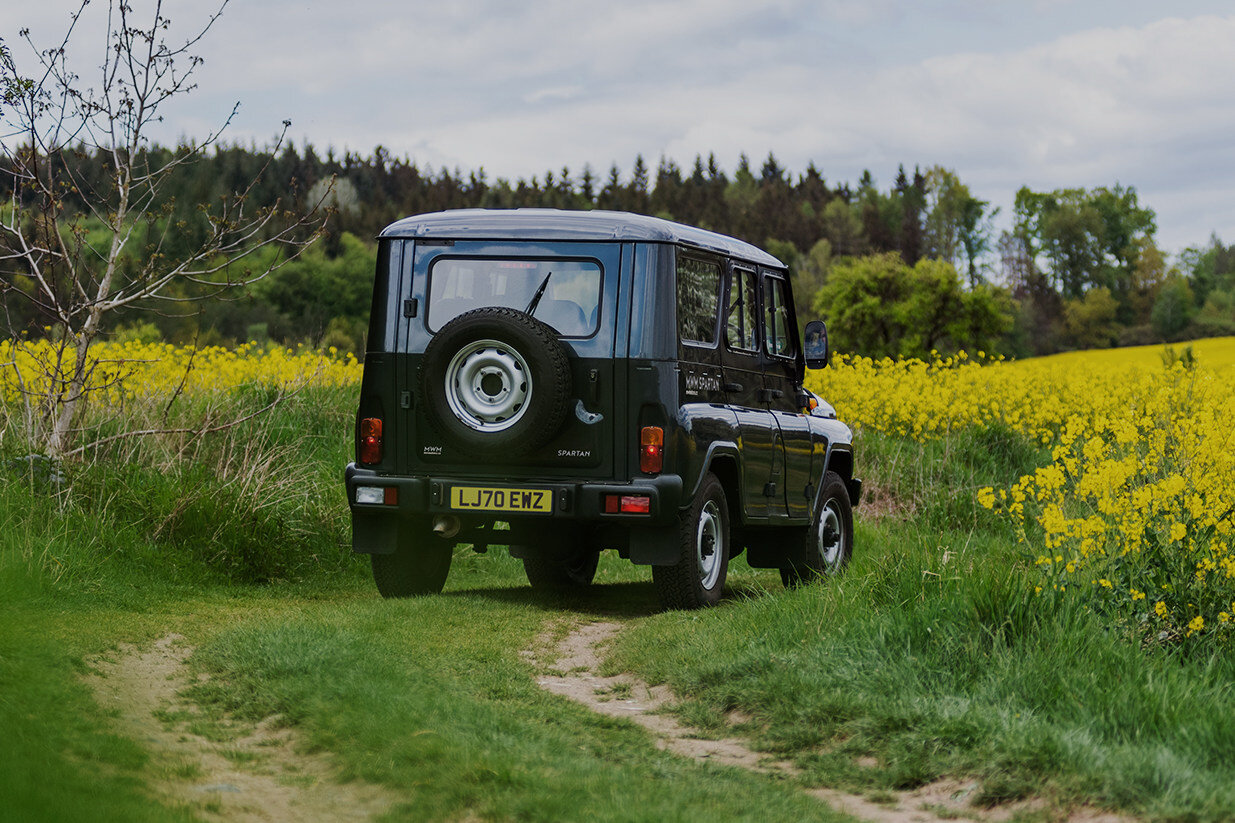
[360,417,383,464]
[603,494,652,514]
[640,426,663,474]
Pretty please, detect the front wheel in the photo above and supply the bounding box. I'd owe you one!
[653,473,730,609]
[781,471,853,587]
[371,519,453,597]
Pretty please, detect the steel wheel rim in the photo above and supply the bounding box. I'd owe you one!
[444,338,531,432]
[817,500,844,570]
[696,499,723,589]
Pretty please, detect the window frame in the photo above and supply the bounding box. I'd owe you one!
[723,263,760,353]
[761,272,797,360]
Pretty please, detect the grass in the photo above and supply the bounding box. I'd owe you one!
[609,433,1235,821]
[183,587,844,822]
[4,386,1235,820]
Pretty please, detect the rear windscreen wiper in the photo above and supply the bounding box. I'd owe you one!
[524,271,552,315]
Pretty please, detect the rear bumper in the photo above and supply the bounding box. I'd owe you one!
[345,463,684,548]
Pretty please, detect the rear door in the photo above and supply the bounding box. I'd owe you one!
[399,240,625,480]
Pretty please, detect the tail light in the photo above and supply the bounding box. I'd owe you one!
[640,426,663,474]
[603,494,652,514]
[359,417,383,464]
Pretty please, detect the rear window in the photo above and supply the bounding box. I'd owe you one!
[427,257,601,337]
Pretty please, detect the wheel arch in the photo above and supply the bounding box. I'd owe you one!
[705,451,742,527]
[819,444,862,510]
[826,446,853,483]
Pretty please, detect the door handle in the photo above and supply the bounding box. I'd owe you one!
[723,382,743,393]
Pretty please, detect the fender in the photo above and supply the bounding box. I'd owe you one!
[691,440,742,504]
[810,442,861,518]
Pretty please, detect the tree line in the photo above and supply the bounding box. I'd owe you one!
[4,141,1234,358]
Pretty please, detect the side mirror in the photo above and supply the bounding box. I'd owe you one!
[803,320,829,369]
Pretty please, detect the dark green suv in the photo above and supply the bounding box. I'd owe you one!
[345,209,860,609]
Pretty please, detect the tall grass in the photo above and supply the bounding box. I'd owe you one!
[1,383,362,591]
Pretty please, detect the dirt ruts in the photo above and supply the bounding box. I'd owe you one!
[528,620,1135,823]
[85,633,398,822]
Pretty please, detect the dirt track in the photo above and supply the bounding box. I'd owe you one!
[529,619,1136,823]
[85,634,397,822]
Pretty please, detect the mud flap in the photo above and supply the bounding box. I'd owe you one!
[627,525,680,565]
[742,528,808,569]
[352,511,398,554]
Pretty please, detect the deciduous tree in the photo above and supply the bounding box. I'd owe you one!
[1,0,325,457]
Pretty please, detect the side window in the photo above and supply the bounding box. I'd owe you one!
[677,255,722,344]
[763,276,796,357]
[725,267,758,351]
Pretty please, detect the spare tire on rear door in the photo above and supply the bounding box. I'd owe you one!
[420,307,573,458]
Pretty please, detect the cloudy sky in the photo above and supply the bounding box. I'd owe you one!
[9,0,1235,253]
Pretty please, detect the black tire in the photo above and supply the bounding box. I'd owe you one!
[653,473,730,609]
[420,307,572,458]
[371,518,453,597]
[781,471,853,587]
[522,546,601,590]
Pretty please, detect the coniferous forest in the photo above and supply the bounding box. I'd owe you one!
[4,142,1235,359]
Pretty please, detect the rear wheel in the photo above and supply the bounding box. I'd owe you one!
[653,473,730,609]
[781,471,852,587]
[371,518,453,597]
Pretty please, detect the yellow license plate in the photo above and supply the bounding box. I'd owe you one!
[449,486,553,513]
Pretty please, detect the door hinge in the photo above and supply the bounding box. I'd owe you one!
[763,482,778,497]
[403,298,418,318]
[400,390,412,409]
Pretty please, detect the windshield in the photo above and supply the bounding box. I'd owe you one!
[427,257,601,337]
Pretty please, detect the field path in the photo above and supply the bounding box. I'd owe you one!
[529,620,1135,823]
[85,633,399,822]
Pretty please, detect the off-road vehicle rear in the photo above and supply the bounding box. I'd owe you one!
[344,209,860,609]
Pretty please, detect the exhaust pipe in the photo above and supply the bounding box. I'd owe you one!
[432,515,461,539]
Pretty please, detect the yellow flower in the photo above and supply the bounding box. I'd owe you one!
[1155,601,1169,618]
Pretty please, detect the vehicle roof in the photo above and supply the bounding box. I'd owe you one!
[379,208,786,269]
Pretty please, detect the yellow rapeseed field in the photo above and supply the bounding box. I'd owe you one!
[809,337,1235,645]
[0,339,361,404]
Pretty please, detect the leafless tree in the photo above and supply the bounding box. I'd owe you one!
[0,0,326,458]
